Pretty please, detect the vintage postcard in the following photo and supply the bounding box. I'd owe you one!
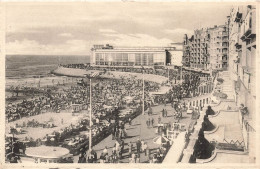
[0,1,259,169]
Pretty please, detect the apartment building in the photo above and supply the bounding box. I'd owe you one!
[183,25,229,71]
[228,5,256,161]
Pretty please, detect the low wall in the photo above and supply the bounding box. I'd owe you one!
[163,132,187,164]
[180,72,219,163]
[52,67,92,77]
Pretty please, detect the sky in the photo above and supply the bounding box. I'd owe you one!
[5,2,233,55]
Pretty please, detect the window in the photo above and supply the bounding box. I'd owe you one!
[142,53,148,65]
[122,53,128,62]
[105,53,110,62]
[147,54,153,65]
[40,159,47,163]
[135,54,141,65]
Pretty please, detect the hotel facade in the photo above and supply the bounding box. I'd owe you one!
[90,44,182,67]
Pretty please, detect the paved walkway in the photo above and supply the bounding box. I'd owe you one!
[210,101,237,112]
[207,71,252,163]
[211,153,250,163]
[206,110,243,143]
[205,71,244,145]
[73,104,194,163]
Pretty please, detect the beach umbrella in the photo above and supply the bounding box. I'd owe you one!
[153,136,169,145]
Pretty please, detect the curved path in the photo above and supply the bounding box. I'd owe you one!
[52,67,168,84]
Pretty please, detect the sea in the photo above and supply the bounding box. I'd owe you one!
[6,55,90,79]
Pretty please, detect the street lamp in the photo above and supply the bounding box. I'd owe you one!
[180,65,183,84]
[84,72,99,151]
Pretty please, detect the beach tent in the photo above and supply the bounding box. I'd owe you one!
[153,136,169,145]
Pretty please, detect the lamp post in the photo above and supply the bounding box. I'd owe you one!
[142,67,145,115]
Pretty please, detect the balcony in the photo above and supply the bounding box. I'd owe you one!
[235,57,240,63]
[222,43,228,47]
[235,42,242,49]
[222,38,229,42]
[241,11,256,41]
[222,32,228,36]
[222,50,228,54]
[222,58,228,63]
[234,11,243,22]
[242,66,251,75]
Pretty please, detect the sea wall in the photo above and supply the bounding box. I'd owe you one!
[52,67,93,77]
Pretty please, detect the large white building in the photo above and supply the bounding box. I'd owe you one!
[90,44,182,67]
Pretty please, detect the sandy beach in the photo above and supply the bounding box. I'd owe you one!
[6,111,88,140]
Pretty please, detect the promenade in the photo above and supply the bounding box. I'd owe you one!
[73,103,194,163]
[52,67,169,84]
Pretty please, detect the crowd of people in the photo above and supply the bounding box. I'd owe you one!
[77,135,171,163]
[6,63,211,163]
[60,63,91,69]
[5,74,162,162]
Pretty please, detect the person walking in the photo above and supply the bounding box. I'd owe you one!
[141,139,145,152]
[143,142,148,156]
[103,146,108,156]
[158,116,161,125]
[136,139,141,154]
[131,153,136,163]
[121,140,125,153]
[78,152,86,163]
[112,146,117,156]
[148,107,152,116]
[99,153,105,163]
[92,149,97,163]
[128,117,132,125]
[136,153,140,163]
[161,109,164,117]
[128,142,133,154]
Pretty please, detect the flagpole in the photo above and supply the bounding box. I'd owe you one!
[89,77,92,150]
[167,67,169,83]
[180,66,183,84]
[142,68,145,115]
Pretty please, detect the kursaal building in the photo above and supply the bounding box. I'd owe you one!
[90,44,183,67]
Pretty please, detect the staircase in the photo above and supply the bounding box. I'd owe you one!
[219,71,235,101]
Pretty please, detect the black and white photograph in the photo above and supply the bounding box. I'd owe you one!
[1,1,258,167]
